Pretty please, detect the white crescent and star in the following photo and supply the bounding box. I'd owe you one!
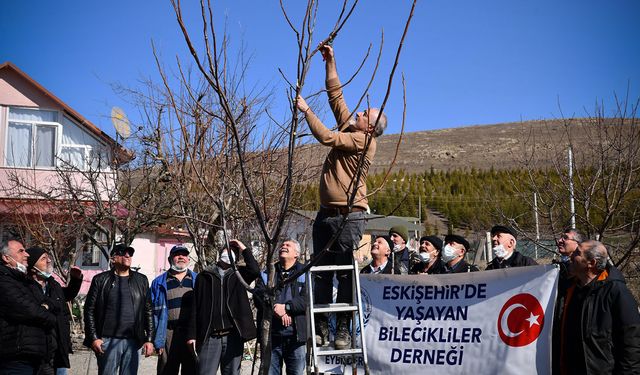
[500,303,540,338]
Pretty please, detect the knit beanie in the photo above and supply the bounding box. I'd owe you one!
[26,246,47,269]
[389,225,409,243]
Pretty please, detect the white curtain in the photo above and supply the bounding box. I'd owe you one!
[62,116,98,147]
[9,108,57,122]
[35,126,56,167]
[60,146,85,169]
[6,122,32,166]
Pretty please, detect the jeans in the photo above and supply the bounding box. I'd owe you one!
[95,337,139,375]
[197,330,243,375]
[269,336,305,375]
[157,328,196,375]
[54,369,67,375]
[312,210,365,311]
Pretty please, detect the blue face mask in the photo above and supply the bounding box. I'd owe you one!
[441,245,458,263]
[35,267,52,279]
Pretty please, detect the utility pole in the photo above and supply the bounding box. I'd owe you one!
[486,231,493,263]
[534,193,540,259]
[568,148,576,229]
[418,195,422,238]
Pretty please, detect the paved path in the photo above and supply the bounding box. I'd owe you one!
[69,349,257,374]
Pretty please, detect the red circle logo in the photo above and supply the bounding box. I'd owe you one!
[497,293,545,347]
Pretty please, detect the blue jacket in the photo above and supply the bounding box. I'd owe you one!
[254,262,307,343]
[149,269,198,349]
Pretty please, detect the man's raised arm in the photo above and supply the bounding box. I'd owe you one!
[321,45,351,130]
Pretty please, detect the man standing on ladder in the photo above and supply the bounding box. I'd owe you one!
[296,44,387,350]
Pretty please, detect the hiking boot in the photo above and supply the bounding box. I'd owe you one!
[315,320,329,347]
[334,316,351,350]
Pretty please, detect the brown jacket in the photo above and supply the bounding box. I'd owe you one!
[304,77,376,209]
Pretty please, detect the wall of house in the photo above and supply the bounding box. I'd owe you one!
[130,233,158,283]
[0,66,114,200]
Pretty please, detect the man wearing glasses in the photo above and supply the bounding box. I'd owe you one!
[84,244,155,375]
[552,228,584,373]
[557,228,583,266]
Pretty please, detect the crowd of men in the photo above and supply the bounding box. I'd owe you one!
[1,41,639,375]
[2,225,638,374]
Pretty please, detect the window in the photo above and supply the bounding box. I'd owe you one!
[59,116,108,170]
[4,108,110,171]
[80,231,108,267]
[6,108,59,167]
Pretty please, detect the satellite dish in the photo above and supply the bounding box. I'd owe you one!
[111,107,131,139]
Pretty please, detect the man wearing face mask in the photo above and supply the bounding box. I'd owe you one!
[187,239,259,375]
[389,226,420,275]
[25,246,83,375]
[361,236,396,274]
[442,235,479,273]
[0,239,57,374]
[412,236,446,275]
[150,245,197,375]
[486,225,537,270]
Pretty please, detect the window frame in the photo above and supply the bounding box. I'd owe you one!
[4,107,110,171]
[5,106,61,169]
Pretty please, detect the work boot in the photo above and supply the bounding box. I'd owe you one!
[315,319,329,347]
[334,316,351,350]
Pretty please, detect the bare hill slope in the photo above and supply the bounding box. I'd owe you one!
[298,119,591,174]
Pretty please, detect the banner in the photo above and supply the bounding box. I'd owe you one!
[317,265,558,374]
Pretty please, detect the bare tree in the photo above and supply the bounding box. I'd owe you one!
[502,95,640,278]
[156,0,417,373]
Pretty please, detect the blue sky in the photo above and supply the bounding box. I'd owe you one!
[1,0,638,139]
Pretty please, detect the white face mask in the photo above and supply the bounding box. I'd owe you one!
[219,250,235,264]
[170,264,188,272]
[493,244,508,259]
[6,255,28,274]
[15,262,28,274]
[441,245,458,263]
[348,116,357,128]
[419,252,431,263]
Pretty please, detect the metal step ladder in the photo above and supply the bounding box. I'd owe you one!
[306,258,369,374]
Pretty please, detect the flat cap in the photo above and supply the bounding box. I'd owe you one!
[419,235,443,252]
[490,225,518,239]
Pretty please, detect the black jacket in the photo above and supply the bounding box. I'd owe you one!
[254,262,307,343]
[188,248,260,350]
[485,251,537,270]
[411,258,447,275]
[391,248,421,275]
[445,259,479,273]
[0,264,57,362]
[83,269,154,348]
[33,275,82,368]
[558,265,640,375]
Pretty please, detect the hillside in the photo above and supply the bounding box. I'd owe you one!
[298,118,590,174]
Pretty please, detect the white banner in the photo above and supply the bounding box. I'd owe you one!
[318,265,558,374]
